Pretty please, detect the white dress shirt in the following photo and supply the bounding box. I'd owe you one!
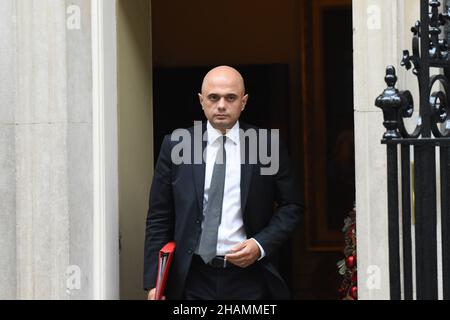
[200,120,265,259]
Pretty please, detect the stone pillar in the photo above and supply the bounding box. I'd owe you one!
[0,0,94,299]
[0,0,17,301]
[353,0,420,300]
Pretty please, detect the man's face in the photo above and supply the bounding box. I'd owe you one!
[199,70,248,132]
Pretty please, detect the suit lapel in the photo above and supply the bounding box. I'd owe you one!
[192,122,207,214]
[240,122,254,217]
[241,162,253,218]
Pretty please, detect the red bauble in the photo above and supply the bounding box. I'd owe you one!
[346,255,356,268]
[347,226,355,237]
[350,286,358,299]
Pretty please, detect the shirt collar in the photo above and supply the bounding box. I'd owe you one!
[206,120,240,145]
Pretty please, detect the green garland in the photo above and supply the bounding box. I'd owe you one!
[337,208,357,300]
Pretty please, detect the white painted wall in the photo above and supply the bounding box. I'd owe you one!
[0,0,96,299]
[353,0,439,300]
[0,0,120,299]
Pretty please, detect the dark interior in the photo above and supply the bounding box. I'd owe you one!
[151,0,354,299]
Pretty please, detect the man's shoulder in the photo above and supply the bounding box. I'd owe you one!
[185,121,205,134]
[239,121,261,131]
[180,121,265,132]
[164,121,271,136]
[161,122,203,140]
[239,122,280,138]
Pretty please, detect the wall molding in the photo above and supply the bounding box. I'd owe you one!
[91,0,119,300]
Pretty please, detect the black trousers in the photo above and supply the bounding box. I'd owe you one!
[183,254,271,300]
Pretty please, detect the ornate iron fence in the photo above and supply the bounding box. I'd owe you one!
[375,0,450,300]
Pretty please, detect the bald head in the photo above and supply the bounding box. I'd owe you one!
[201,66,246,95]
[198,66,249,133]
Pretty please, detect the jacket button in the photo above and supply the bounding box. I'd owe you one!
[195,219,200,224]
[188,249,193,254]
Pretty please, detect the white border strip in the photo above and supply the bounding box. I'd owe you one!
[92,0,119,299]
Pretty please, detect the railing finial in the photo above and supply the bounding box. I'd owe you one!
[375,66,403,139]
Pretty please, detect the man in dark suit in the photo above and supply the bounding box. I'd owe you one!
[144,66,304,300]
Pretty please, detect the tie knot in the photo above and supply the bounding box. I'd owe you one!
[218,135,226,144]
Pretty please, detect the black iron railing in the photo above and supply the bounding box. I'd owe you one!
[375,0,450,300]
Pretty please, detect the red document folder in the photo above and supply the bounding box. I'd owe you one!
[155,241,176,300]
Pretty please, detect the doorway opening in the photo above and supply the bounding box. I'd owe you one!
[117,0,354,300]
[151,0,354,300]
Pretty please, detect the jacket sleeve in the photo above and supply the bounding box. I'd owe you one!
[143,135,175,290]
[252,138,305,258]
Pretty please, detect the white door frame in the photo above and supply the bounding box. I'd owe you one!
[92,0,120,299]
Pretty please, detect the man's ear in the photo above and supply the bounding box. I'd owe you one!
[198,93,204,108]
[242,94,249,108]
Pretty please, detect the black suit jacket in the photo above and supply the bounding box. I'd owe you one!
[143,121,304,299]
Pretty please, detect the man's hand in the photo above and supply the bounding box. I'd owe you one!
[147,288,156,300]
[147,288,165,300]
[225,239,261,268]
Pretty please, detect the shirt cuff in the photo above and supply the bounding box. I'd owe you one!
[251,238,266,260]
